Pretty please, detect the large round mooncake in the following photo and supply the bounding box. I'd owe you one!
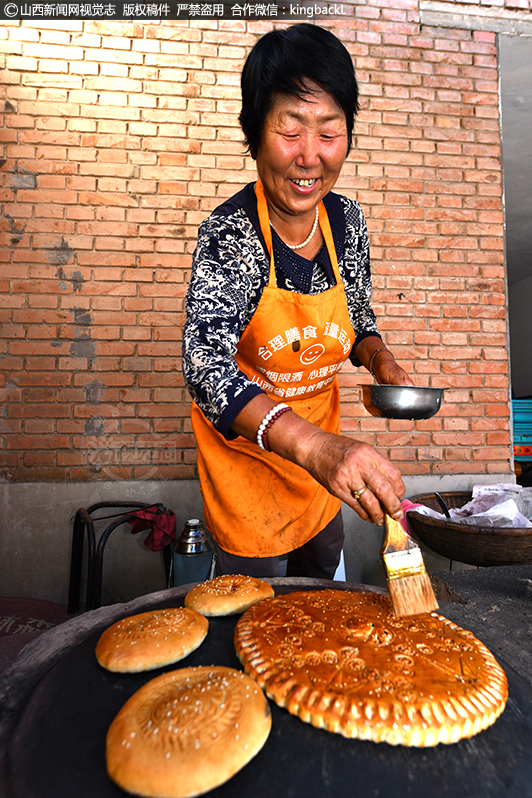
[234,590,507,747]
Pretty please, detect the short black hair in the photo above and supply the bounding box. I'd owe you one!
[239,24,359,159]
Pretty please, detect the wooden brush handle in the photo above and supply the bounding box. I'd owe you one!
[382,513,414,554]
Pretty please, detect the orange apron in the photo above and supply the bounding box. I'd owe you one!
[191,180,357,557]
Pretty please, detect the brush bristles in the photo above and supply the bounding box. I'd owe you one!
[387,571,439,617]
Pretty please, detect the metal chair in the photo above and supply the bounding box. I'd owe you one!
[67,502,173,614]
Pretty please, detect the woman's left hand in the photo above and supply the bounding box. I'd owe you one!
[354,337,415,386]
[373,357,414,386]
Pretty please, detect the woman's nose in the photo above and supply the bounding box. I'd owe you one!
[295,134,320,168]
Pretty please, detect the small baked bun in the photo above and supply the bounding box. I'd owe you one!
[184,575,274,616]
[96,608,208,673]
[106,666,272,798]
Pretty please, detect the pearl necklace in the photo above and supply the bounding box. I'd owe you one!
[269,205,319,251]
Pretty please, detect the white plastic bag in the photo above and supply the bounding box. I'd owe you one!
[407,483,532,528]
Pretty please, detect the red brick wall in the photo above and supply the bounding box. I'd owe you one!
[0,10,511,482]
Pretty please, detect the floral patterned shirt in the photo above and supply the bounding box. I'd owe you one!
[183,183,380,437]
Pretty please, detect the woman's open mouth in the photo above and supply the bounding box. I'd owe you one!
[290,178,318,188]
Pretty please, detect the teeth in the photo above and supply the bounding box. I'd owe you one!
[292,179,317,187]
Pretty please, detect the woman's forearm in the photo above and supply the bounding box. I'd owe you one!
[230,393,405,524]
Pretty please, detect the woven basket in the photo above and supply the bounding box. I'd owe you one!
[407,491,532,567]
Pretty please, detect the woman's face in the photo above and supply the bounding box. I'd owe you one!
[256,80,349,224]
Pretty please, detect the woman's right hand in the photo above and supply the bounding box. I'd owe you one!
[298,429,405,525]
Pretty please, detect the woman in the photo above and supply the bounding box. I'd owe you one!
[183,24,414,579]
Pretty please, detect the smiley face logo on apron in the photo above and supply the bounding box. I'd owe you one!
[300,343,326,366]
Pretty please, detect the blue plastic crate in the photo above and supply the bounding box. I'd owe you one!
[514,424,532,438]
[513,401,532,460]
[513,400,532,424]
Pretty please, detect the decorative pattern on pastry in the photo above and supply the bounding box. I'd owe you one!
[234,590,508,747]
[106,666,272,798]
[96,608,208,673]
[185,574,274,616]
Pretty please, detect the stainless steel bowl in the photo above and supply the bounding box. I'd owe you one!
[360,385,445,420]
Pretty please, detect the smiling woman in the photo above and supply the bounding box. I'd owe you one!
[183,24,414,580]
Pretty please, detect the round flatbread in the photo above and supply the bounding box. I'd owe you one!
[185,575,274,616]
[96,607,208,673]
[235,589,508,747]
[106,666,272,798]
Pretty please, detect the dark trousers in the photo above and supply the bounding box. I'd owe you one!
[216,511,344,580]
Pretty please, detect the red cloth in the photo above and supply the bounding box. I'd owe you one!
[400,499,423,536]
[128,508,176,551]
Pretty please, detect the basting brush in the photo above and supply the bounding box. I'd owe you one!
[381,513,439,617]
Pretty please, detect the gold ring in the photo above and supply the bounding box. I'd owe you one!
[352,485,368,501]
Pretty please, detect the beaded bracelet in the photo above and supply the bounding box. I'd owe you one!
[256,403,292,452]
[369,347,389,378]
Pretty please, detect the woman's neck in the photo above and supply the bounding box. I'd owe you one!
[268,205,322,255]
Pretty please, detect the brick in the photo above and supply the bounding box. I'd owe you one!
[6,435,70,450]
[23,451,57,467]
[6,56,38,71]
[486,463,512,474]
[56,451,87,466]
